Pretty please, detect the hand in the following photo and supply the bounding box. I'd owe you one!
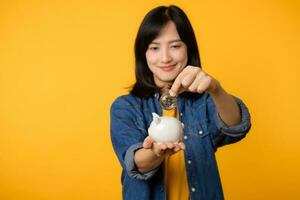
[142,136,185,157]
[169,65,221,96]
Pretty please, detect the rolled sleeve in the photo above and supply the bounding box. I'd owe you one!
[124,143,160,180]
[215,96,251,137]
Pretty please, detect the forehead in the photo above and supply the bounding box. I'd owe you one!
[151,21,181,43]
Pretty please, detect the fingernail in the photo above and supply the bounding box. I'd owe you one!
[169,90,176,97]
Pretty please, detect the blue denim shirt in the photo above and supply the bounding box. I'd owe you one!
[110,92,251,200]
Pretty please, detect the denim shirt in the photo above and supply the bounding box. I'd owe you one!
[110,92,251,200]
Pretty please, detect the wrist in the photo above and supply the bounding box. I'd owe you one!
[207,79,222,95]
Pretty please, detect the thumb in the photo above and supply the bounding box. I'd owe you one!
[143,136,154,149]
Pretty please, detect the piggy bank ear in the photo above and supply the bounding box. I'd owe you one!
[152,112,161,125]
[181,123,184,128]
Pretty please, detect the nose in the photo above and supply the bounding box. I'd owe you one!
[161,48,172,63]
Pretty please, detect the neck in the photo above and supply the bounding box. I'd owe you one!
[154,79,173,93]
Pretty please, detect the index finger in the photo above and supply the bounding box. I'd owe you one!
[169,71,187,96]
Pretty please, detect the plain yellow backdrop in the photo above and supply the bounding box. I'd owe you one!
[0,0,299,199]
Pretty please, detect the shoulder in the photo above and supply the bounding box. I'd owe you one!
[110,93,143,111]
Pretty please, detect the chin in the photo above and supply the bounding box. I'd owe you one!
[154,72,180,85]
[158,77,176,84]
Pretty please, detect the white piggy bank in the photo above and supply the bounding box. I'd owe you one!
[148,112,184,143]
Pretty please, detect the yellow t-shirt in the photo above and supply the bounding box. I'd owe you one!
[163,109,189,200]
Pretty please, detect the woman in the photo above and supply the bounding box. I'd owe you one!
[110,5,251,200]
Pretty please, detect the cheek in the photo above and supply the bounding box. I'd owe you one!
[173,48,188,63]
[146,52,158,65]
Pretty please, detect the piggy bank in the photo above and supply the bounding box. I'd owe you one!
[148,112,184,143]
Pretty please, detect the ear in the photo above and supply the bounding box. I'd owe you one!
[152,112,161,125]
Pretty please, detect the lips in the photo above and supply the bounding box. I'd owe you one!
[160,64,176,72]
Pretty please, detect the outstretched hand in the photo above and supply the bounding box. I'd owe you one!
[143,136,185,157]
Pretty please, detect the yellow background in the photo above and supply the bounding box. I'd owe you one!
[0,0,299,199]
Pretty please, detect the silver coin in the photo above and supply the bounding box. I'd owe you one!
[159,93,177,110]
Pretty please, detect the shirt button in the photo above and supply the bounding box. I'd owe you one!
[180,113,183,116]
[191,187,196,192]
[184,136,188,140]
[198,130,203,135]
[160,186,164,192]
[188,160,192,164]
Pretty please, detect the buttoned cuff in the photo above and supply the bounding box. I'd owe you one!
[215,96,251,137]
[124,143,159,180]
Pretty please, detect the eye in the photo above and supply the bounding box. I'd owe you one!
[171,45,181,49]
[149,46,159,51]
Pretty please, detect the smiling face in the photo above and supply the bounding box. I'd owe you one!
[145,21,188,88]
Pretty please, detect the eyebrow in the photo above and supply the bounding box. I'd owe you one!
[150,39,182,44]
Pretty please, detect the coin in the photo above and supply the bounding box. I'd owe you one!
[159,92,177,110]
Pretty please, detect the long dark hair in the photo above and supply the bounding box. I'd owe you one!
[130,5,201,98]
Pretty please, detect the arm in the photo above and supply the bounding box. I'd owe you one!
[110,97,157,180]
[134,148,165,173]
[207,80,241,126]
[134,136,185,173]
[111,96,185,179]
[169,65,242,126]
